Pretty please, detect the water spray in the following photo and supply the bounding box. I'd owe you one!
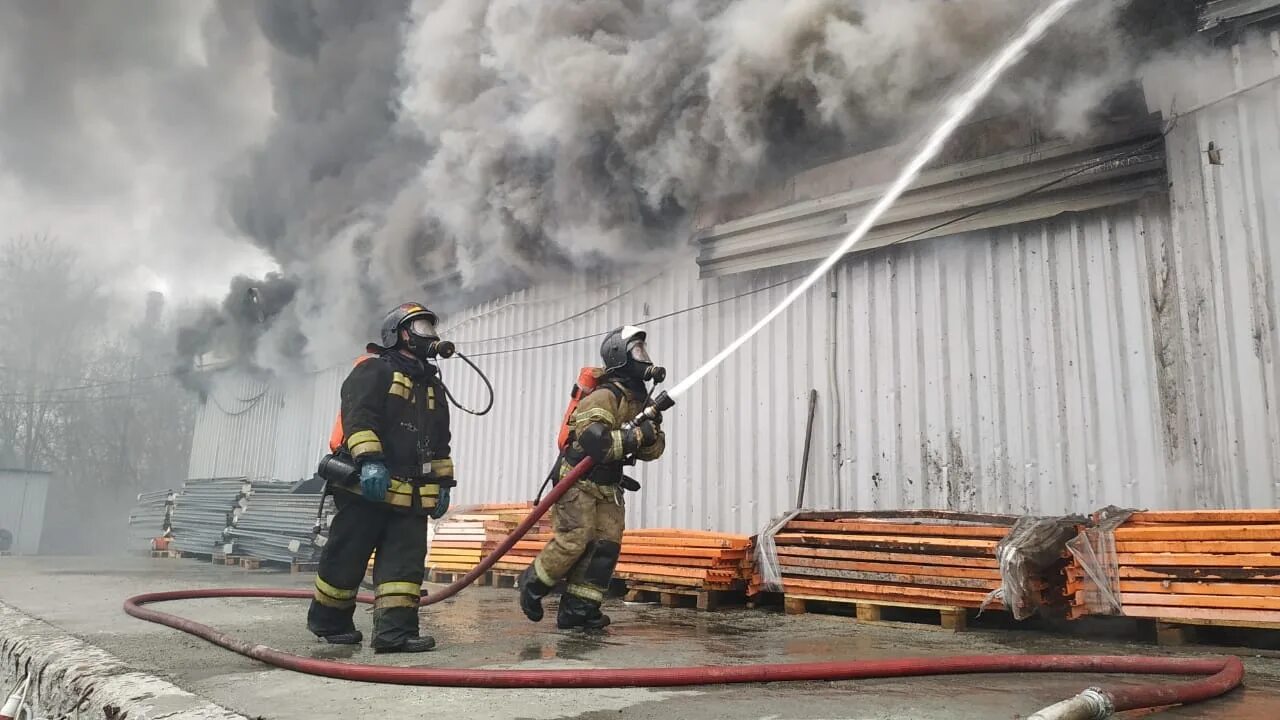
[120,1,1243,714]
[669,0,1080,401]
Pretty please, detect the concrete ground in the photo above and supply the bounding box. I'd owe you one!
[1,556,1278,720]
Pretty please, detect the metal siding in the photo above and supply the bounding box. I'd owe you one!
[1161,30,1280,509]
[0,470,49,554]
[186,373,283,482]
[438,202,1175,533]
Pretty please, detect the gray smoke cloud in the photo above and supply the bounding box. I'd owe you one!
[0,0,277,304]
[2,0,1200,372]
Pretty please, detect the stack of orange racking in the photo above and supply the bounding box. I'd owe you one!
[754,511,1022,623]
[426,503,551,577]
[1067,509,1280,626]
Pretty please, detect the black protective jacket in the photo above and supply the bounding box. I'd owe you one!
[328,349,453,514]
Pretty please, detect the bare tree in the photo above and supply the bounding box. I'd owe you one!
[0,236,197,552]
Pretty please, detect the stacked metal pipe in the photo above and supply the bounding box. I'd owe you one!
[169,477,250,556]
[127,489,175,553]
[226,480,334,564]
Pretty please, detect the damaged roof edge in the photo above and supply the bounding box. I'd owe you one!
[695,122,1166,278]
[1200,0,1280,36]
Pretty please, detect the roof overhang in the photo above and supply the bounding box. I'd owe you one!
[695,123,1166,278]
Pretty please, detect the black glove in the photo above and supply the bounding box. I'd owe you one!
[635,419,659,447]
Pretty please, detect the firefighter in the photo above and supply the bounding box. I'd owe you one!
[306,302,454,653]
[518,325,666,630]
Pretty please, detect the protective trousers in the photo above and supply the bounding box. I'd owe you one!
[532,479,624,603]
[306,493,426,648]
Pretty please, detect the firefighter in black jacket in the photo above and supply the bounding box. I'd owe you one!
[306,302,453,653]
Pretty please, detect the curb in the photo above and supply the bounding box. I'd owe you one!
[0,601,247,720]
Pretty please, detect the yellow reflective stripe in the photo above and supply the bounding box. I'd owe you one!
[350,440,383,457]
[533,557,557,587]
[431,459,454,478]
[392,372,413,390]
[606,430,625,462]
[312,589,355,608]
[347,430,383,457]
[376,581,421,597]
[382,479,440,508]
[565,583,604,603]
[374,595,419,609]
[314,577,357,607]
[574,407,615,427]
[315,577,357,600]
[428,386,436,410]
[347,430,379,448]
[388,383,410,400]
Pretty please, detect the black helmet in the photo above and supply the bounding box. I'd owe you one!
[600,325,664,382]
[376,302,439,350]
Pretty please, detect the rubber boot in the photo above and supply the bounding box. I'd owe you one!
[316,630,363,645]
[556,594,610,630]
[373,635,437,654]
[518,566,552,622]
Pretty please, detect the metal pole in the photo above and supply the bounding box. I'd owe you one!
[795,389,818,509]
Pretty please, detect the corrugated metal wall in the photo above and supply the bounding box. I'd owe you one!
[186,373,285,481]
[1159,29,1280,509]
[440,200,1178,533]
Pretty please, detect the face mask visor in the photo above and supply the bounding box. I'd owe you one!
[405,316,439,339]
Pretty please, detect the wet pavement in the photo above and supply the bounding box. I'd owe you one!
[2,556,1278,719]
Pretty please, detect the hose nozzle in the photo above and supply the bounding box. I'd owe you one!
[429,339,456,359]
[629,390,675,426]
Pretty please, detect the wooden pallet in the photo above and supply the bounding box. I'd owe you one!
[428,569,477,584]
[783,595,970,632]
[491,570,523,589]
[624,582,745,611]
[239,556,262,570]
[211,553,243,566]
[149,549,180,559]
[1145,615,1280,646]
[291,561,319,575]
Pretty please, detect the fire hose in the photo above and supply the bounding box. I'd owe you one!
[123,444,1244,718]
[117,2,1245,711]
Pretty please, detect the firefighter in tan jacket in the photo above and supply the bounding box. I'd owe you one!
[519,326,666,630]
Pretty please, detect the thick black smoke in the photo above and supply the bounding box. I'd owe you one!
[184,0,1199,371]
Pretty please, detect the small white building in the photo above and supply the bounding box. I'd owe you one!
[0,468,50,555]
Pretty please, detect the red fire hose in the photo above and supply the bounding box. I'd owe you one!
[123,457,1245,716]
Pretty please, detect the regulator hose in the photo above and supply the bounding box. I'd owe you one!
[123,456,1244,715]
[438,349,495,416]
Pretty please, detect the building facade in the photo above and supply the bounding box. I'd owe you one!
[188,24,1280,534]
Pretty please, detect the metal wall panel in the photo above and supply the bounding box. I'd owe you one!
[1158,30,1280,509]
[439,199,1182,532]
[0,469,49,554]
[185,373,283,482]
